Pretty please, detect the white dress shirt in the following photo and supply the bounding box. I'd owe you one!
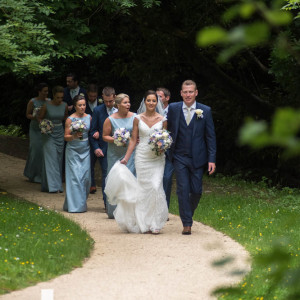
[107,107,118,115]
[182,102,196,122]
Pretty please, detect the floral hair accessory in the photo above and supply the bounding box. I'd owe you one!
[195,109,204,119]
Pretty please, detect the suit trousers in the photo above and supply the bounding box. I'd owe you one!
[173,153,203,227]
[163,156,174,208]
[90,149,107,206]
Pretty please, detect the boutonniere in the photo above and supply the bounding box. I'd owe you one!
[98,98,103,104]
[195,109,204,119]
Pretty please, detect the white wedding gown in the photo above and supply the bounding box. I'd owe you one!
[105,115,168,233]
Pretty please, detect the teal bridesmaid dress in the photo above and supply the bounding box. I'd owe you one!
[24,98,46,183]
[63,115,91,212]
[106,114,136,218]
[41,101,66,192]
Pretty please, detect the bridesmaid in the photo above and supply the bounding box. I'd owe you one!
[63,95,91,213]
[39,86,68,193]
[102,93,136,218]
[24,83,50,183]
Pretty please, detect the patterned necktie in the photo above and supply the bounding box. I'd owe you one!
[186,107,192,125]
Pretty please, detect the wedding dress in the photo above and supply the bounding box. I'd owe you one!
[105,115,169,233]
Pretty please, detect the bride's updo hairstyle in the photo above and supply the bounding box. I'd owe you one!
[144,90,158,102]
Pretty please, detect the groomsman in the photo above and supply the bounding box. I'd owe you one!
[89,87,117,209]
[167,80,216,235]
[156,87,174,209]
[63,73,87,114]
[85,84,102,193]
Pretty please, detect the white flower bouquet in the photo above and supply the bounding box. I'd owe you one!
[32,107,41,117]
[70,120,87,140]
[113,128,130,146]
[195,109,204,119]
[148,129,173,156]
[39,119,54,134]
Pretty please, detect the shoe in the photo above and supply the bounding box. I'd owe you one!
[182,226,191,235]
[151,229,160,235]
[90,186,97,194]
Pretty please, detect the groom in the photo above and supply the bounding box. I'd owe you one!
[167,80,216,235]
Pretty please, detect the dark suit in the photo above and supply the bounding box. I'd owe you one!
[85,99,101,116]
[89,104,109,206]
[167,101,216,226]
[63,87,88,115]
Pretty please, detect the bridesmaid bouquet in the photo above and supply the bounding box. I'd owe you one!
[149,129,173,156]
[113,128,130,146]
[32,107,41,117]
[70,120,87,140]
[39,119,54,134]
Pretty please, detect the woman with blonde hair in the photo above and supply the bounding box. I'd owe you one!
[102,93,136,218]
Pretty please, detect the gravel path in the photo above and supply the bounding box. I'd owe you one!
[0,153,250,300]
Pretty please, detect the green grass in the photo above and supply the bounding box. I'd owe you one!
[169,174,300,299]
[0,192,94,295]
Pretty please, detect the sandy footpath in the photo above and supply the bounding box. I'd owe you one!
[0,153,250,300]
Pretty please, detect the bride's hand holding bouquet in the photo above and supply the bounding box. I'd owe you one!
[149,129,173,156]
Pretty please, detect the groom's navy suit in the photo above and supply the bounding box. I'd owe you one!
[167,101,216,227]
[89,104,109,205]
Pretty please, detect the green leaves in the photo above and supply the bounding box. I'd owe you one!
[196,27,227,46]
[197,0,294,62]
[239,108,300,157]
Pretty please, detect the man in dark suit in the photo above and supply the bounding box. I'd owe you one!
[167,80,217,235]
[89,87,117,209]
[63,73,88,114]
[85,84,102,193]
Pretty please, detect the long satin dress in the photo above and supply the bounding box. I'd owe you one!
[41,101,66,192]
[24,98,46,183]
[105,115,168,233]
[106,115,136,218]
[63,115,91,212]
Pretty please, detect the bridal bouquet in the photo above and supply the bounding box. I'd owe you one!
[32,107,41,118]
[39,119,54,134]
[149,129,173,156]
[70,120,87,140]
[113,128,130,146]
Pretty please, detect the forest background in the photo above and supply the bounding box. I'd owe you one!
[0,0,299,187]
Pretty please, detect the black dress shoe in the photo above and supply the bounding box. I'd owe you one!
[182,226,191,235]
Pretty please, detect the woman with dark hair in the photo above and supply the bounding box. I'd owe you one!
[63,95,91,213]
[39,86,68,193]
[24,83,50,183]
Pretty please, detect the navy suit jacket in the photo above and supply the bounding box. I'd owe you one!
[89,104,108,154]
[63,87,88,114]
[167,101,216,168]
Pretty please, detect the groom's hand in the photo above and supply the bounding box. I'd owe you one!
[208,162,216,175]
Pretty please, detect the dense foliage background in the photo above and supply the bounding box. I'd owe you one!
[0,0,299,186]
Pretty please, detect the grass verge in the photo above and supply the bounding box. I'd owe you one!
[0,192,94,295]
[169,174,300,299]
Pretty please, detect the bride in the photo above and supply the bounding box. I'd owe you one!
[105,90,169,234]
